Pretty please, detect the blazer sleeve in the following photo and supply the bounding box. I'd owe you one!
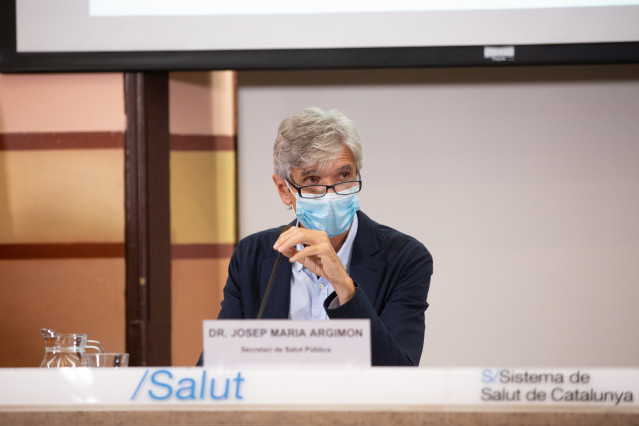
[217,228,283,320]
[217,244,247,320]
[324,239,432,366]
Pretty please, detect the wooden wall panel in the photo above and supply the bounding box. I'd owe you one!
[0,259,125,367]
[168,71,237,366]
[0,73,125,132]
[0,149,124,243]
[0,71,237,367]
[0,73,126,368]
[171,258,228,366]
[170,151,236,245]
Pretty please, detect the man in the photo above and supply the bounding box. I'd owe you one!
[203,107,432,366]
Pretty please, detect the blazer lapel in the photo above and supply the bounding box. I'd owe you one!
[258,243,292,319]
[349,211,386,307]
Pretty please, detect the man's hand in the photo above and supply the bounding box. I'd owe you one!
[273,226,355,305]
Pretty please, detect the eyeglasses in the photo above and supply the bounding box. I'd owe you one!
[287,172,362,199]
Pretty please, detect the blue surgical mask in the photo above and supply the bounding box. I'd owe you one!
[287,183,360,237]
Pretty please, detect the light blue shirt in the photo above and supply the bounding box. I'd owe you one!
[289,214,359,320]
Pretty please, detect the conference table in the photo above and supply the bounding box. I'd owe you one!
[1,367,638,425]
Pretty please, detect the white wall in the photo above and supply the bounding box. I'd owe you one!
[237,65,639,367]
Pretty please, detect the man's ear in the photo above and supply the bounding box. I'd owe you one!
[272,174,294,207]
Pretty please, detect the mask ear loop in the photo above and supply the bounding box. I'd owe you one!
[284,180,297,210]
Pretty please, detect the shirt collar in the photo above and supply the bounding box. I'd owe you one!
[293,213,359,273]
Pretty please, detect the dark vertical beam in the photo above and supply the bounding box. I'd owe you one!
[124,72,171,366]
[0,1,15,56]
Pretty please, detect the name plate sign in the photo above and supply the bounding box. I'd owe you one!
[202,319,371,368]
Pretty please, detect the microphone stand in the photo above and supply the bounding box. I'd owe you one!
[257,224,292,319]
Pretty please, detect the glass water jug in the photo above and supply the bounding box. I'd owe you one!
[40,328,105,368]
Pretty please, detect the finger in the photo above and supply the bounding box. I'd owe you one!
[280,246,298,259]
[273,230,295,251]
[287,242,319,263]
[274,228,308,251]
[288,243,334,264]
[274,226,303,246]
[275,227,326,250]
[288,248,309,264]
[289,251,323,276]
[288,244,319,262]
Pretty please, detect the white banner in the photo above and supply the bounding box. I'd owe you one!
[0,367,638,408]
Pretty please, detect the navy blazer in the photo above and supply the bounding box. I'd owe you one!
[201,211,432,366]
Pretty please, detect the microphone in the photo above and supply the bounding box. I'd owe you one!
[257,224,292,319]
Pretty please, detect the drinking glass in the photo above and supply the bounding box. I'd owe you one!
[84,352,129,367]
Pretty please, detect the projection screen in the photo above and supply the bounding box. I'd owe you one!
[1,0,638,71]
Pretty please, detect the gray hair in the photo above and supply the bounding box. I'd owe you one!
[273,107,363,179]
